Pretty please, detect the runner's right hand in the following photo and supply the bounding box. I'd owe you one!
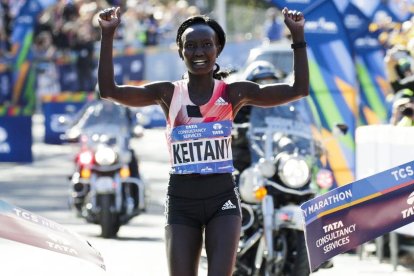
[98,7,121,35]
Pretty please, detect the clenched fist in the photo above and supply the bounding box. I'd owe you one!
[98,7,121,36]
[99,7,116,21]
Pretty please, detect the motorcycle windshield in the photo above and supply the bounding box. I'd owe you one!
[248,98,324,163]
[74,101,131,136]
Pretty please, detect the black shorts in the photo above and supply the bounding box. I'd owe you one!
[165,174,241,228]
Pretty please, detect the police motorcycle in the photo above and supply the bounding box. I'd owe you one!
[232,61,334,276]
[62,100,147,238]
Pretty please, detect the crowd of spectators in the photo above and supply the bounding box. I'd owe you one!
[0,0,205,58]
[0,0,14,57]
[374,12,414,126]
[0,0,207,95]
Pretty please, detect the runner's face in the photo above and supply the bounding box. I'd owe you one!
[179,24,221,75]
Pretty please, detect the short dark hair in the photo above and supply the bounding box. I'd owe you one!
[176,15,226,54]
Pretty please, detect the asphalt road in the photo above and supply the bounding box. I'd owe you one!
[0,115,414,275]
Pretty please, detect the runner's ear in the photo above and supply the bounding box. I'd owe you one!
[217,44,222,56]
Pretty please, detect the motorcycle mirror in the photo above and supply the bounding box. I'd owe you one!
[56,115,74,128]
[59,133,80,143]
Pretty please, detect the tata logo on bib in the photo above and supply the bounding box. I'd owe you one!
[305,18,338,34]
[0,127,11,153]
[213,123,222,130]
[212,123,224,135]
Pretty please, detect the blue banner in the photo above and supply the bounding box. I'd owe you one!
[349,0,410,22]
[0,67,12,104]
[369,1,405,26]
[303,0,358,186]
[301,159,414,271]
[114,54,145,82]
[58,63,79,92]
[341,2,390,124]
[57,53,144,91]
[386,0,411,22]
[272,0,359,186]
[10,0,44,109]
[0,116,32,162]
[42,101,87,144]
[350,0,379,18]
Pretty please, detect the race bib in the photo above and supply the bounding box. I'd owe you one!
[169,120,234,174]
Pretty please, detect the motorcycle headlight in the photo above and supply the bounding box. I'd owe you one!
[278,155,310,188]
[239,167,264,204]
[257,158,276,178]
[95,146,117,166]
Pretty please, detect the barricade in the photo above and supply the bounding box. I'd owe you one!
[0,106,32,162]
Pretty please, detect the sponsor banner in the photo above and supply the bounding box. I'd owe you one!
[259,0,359,186]
[341,2,389,124]
[0,199,105,270]
[386,0,411,22]
[352,0,410,22]
[170,120,232,141]
[0,66,12,104]
[0,116,32,162]
[58,63,79,92]
[114,53,145,82]
[350,0,378,17]
[301,160,414,271]
[10,0,45,112]
[171,159,234,175]
[302,0,358,186]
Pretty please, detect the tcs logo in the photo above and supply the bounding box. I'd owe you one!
[391,165,414,181]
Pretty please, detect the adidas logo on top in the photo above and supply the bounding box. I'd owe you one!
[215,97,228,106]
[222,200,236,210]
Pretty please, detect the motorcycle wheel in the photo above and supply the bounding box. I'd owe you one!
[263,230,310,276]
[282,230,310,276]
[100,194,120,238]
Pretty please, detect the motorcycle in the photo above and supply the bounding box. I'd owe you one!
[233,99,335,276]
[62,100,147,238]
